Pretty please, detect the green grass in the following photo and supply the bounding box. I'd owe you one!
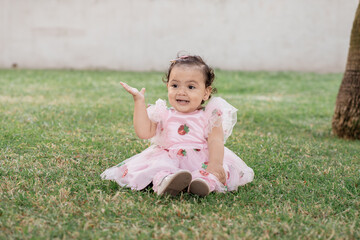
[0,69,359,239]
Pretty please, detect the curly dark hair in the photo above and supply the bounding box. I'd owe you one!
[163,54,217,104]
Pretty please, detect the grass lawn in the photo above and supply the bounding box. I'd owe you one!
[0,69,359,239]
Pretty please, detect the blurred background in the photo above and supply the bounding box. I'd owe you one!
[0,0,357,72]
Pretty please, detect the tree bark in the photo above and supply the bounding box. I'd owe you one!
[332,2,360,140]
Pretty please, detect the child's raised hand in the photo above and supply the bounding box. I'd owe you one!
[120,82,146,101]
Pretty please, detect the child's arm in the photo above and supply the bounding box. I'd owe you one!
[120,82,157,139]
[206,122,226,184]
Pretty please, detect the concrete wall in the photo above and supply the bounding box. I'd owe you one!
[0,0,358,72]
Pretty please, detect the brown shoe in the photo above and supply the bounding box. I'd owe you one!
[156,170,192,196]
[189,178,210,197]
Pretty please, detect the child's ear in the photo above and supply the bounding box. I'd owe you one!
[203,86,212,101]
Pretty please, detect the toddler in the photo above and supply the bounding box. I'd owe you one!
[101,55,254,196]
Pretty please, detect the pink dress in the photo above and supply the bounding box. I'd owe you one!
[101,97,254,193]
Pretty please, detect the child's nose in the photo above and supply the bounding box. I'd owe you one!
[178,86,187,94]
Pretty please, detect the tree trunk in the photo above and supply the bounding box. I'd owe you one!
[332,3,360,140]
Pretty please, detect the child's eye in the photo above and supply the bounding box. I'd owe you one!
[171,84,178,88]
[188,85,195,90]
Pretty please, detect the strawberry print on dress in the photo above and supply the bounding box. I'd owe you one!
[177,149,187,156]
[122,167,128,178]
[199,170,210,176]
[178,124,189,135]
[202,161,209,169]
[212,109,222,116]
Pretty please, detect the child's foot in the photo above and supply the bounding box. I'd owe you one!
[188,178,210,197]
[156,170,192,196]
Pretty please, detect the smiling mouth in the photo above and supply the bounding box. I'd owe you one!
[176,99,190,104]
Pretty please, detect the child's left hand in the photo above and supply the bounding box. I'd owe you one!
[206,163,226,185]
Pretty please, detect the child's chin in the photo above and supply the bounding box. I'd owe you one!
[175,107,196,113]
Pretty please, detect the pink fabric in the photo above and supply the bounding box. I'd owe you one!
[101,97,254,193]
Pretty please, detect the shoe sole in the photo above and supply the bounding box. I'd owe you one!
[189,178,210,197]
[158,170,192,196]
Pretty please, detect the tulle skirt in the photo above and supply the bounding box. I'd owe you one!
[101,145,254,193]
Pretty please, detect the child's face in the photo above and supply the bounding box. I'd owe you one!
[167,65,212,113]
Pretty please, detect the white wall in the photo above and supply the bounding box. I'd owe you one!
[0,0,358,72]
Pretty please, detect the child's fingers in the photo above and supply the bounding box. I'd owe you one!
[214,171,226,185]
[219,174,226,185]
[120,82,132,91]
[207,167,226,185]
[120,81,130,91]
[140,88,146,95]
[120,81,128,88]
[120,82,138,95]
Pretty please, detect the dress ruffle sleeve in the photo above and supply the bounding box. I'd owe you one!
[147,99,168,146]
[147,99,167,123]
[204,97,238,143]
